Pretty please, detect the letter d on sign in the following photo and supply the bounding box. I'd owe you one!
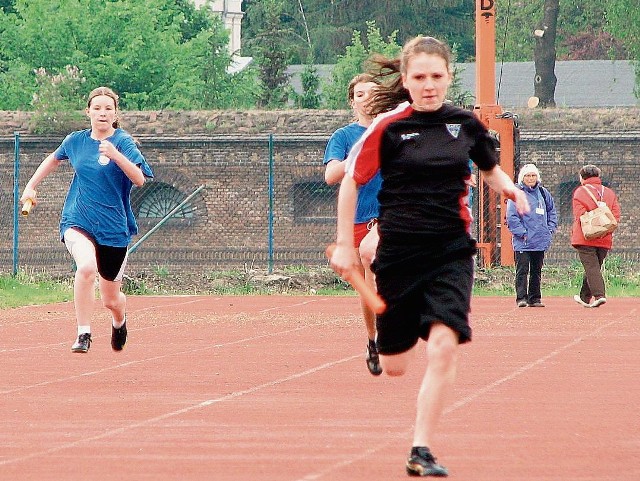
[480,0,494,11]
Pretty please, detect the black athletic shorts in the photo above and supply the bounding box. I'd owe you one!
[372,234,475,355]
[63,228,128,282]
[95,243,128,282]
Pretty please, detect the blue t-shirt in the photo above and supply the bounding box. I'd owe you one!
[323,123,381,223]
[55,128,153,247]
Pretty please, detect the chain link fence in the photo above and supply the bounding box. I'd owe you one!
[1,131,639,280]
[0,135,14,274]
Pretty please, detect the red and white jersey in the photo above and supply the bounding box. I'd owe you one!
[345,102,498,237]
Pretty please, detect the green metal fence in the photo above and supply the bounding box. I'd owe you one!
[1,131,639,279]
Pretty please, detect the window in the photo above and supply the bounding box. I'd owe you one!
[132,182,197,225]
[556,181,578,225]
[291,181,337,223]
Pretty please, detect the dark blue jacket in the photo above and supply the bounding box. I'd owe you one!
[506,182,557,252]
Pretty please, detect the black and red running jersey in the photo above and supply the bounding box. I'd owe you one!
[346,102,498,238]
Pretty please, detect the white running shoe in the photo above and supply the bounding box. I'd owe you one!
[590,297,607,308]
[573,295,591,308]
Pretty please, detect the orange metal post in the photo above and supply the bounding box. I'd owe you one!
[474,0,515,266]
[475,0,497,108]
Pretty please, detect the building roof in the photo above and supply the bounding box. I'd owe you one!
[287,60,638,108]
[456,60,637,108]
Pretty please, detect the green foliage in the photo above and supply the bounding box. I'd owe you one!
[0,272,72,309]
[323,21,401,109]
[154,265,170,278]
[495,0,630,61]
[0,0,255,111]
[29,65,86,134]
[246,0,293,108]
[243,0,474,64]
[292,63,321,109]
[1,0,638,111]
[0,0,17,14]
[163,23,258,110]
[0,61,35,110]
[4,256,640,308]
[473,256,640,297]
[449,45,475,108]
[322,21,473,110]
[605,0,640,97]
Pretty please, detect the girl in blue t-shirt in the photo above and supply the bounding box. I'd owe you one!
[323,73,383,376]
[21,87,153,354]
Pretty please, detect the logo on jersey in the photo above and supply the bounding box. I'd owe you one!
[400,132,420,141]
[446,123,461,138]
[98,155,110,166]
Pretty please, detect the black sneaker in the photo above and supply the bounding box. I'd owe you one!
[71,333,92,353]
[111,319,127,351]
[366,340,383,376]
[406,446,448,477]
[528,301,545,307]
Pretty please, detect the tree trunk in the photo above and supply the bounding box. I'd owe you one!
[533,0,559,107]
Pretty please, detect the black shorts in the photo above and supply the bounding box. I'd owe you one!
[63,228,128,282]
[95,243,128,282]
[373,237,475,355]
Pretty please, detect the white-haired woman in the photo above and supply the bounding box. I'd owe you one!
[505,163,558,307]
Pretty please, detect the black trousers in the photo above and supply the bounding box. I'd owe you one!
[514,250,545,304]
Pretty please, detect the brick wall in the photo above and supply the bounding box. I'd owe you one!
[1,111,639,275]
[517,132,639,263]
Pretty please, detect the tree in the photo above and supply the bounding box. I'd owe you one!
[533,0,560,107]
[30,65,86,133]
[322,21,472,110]
[605,0,640,97]
[247,0,293,108]
[242,0,474,64]
[560,28,627,60]
[162,19,258,110]
[557,2,627,59]
[0,0,254,110]
[293,64,321,109]
[323,21,401,109]
[496,1,629,61]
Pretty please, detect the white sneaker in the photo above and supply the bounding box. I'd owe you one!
[590,297,607,308]
[573,295,591,308]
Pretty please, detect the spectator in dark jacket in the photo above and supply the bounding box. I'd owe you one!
[571,164,621,308]
[506,164,558,307]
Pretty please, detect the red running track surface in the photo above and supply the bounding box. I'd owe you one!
[1,295,638,481]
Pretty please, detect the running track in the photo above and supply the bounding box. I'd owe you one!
[1,295,638,480]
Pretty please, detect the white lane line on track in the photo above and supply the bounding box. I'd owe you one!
[445,319,618,413]
[257,298,330,313]
[0,354,361,467]
[0,296,334,353]
[294,319,620,481]
[0,320,327,395]
[0,297,212,330]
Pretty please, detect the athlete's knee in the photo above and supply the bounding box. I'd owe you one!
[380,356,409,377]
[75,262,96,284]
[101,291,124,312]
[427,326,458,365]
